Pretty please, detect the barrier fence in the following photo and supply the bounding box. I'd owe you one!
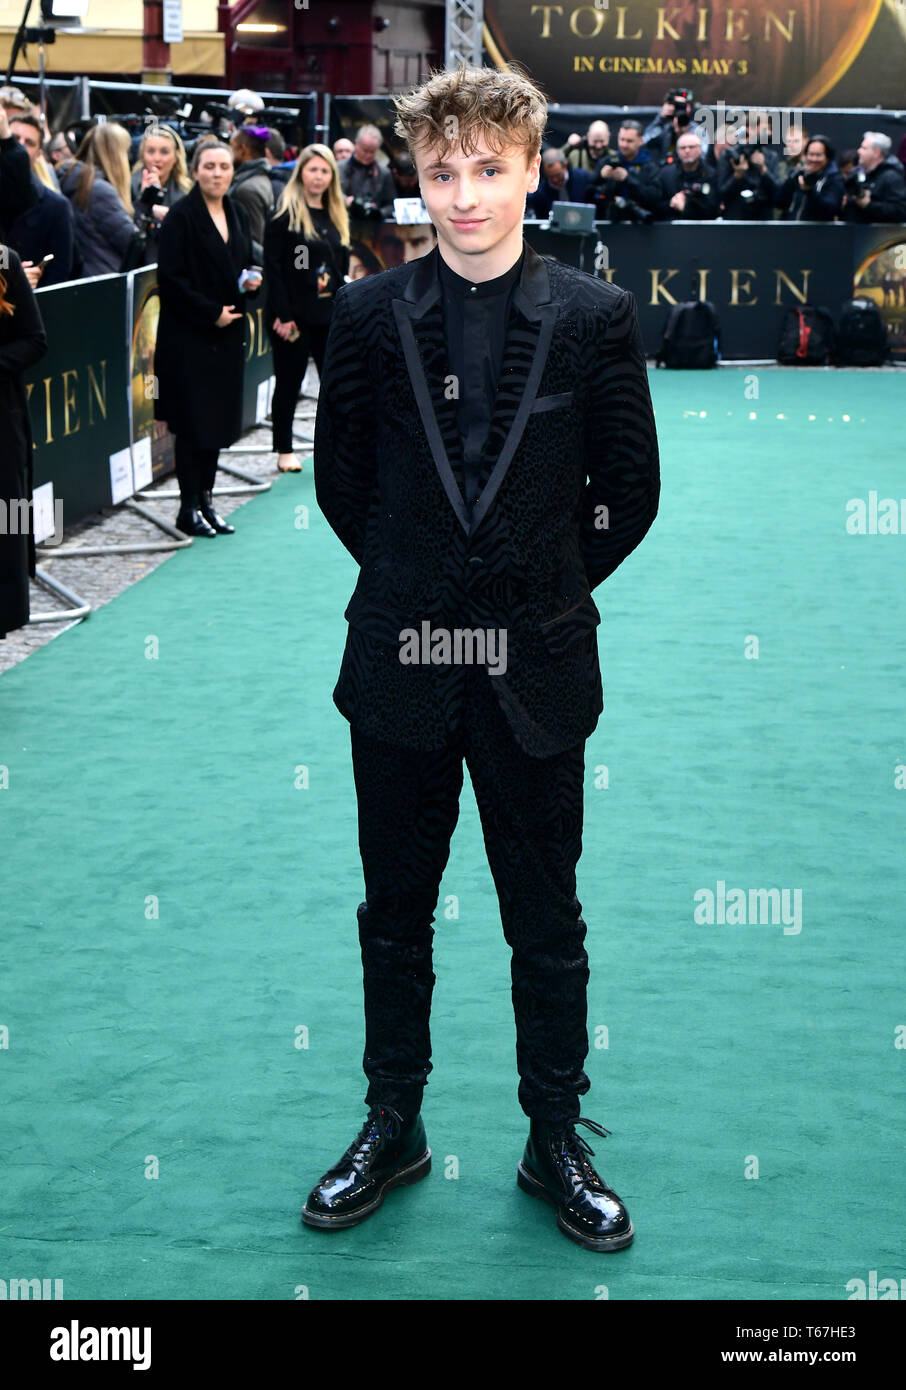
[23,219,906,535]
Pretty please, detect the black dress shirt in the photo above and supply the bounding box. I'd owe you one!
[438,242,525,519]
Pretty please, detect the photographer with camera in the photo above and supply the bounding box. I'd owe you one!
[717,123,779,220]
[130,124,192,266]
[154,139,262,538]
[338,125,397,223]
[584,120,662,223]
[564,120,616,175]
[841,132,906,223]
[643,89,710,166]
[774,136,844,222]
[657,130,721,220]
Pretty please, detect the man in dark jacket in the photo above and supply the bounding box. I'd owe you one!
[658,130,721,220]
[524,147,591,218]
[229,125,275,250]
[643,91,711,165]
[775,136,844,222]
[0,105,36,240]
[584,121,662,222]
[339,125,398,221]
[307,64,659,1253]
[841,132,906,223]
[717,132,780,221]
[7,113,74,285]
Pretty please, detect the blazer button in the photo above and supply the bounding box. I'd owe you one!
[468,556,483,566]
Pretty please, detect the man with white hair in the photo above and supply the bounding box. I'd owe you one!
[841,132,906,222]
[657,128,721,220]
[338,124,397,220]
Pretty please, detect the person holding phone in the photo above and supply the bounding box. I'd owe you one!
[263,143,350,471]
[154,139,261,537]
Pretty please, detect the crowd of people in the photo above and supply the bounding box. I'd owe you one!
[527,92,906,225]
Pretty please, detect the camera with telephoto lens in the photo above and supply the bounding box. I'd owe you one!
[667,88,694,128]
[610,196,654,225]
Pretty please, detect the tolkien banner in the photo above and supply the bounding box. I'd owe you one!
[483,0,906,108]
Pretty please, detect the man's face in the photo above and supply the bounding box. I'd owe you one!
[804,142,828,174]
[10,120,40,166]
[858,137,882,170]
[677,137,702,169]
[355,134,380,165]
[587,123,609,156]
[545,158,566,187]
[333,138,354,163]
[413,133,540,263]
[618,128,642,161]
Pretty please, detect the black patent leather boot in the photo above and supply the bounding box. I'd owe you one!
[518,1116,634,1251]
[175,495,217,538]
[199,490,235,534]
[301,1104,431,1229]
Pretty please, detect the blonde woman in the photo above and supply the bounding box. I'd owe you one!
[262,143,350,471]
[130,123,192,264]
[57,122,137,276]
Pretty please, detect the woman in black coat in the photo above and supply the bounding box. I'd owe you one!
[154,140,262,537]
[263,143,350,472]
[0,244,48,639]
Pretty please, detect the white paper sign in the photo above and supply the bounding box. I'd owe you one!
[162,0,183,44]
[132,435,153,491]
[109,446,134,506]
[32,481,58,545]
[255,374,276,424]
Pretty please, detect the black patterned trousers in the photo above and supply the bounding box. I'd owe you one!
[349,661,592,1126]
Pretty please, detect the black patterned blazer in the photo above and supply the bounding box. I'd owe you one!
[313,239,660,758]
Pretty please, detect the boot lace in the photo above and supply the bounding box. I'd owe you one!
[352,1104,404,1159]
[550,1116,613,1193]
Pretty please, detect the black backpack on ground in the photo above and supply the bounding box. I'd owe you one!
[835,297,889,366]
[777,305,835,364]
[656,299,720,368]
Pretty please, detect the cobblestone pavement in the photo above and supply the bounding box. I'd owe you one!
[0,392,318,676]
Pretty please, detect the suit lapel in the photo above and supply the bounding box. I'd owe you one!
[392,240,557,536]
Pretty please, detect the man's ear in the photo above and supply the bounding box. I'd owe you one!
[528,151,542,192]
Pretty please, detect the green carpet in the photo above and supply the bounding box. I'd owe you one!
[1,369,904,1301]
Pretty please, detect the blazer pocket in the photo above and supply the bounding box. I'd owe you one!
[529,391,574,414]
[539,592,601,656]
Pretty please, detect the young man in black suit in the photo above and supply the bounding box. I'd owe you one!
[306,64,660,1251]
